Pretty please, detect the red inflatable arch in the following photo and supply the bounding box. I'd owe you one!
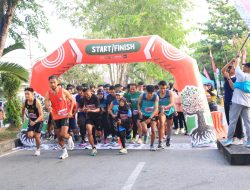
[31,35,216,147]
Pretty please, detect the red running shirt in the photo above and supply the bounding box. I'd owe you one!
[48,87,68,120]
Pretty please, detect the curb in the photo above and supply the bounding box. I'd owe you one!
[0,139,22,155]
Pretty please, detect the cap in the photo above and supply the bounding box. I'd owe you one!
[243,62,250,67]
[116,91,123,96]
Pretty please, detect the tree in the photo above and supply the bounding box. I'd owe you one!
[50,0,190,84]
[191,0,249,75]
[0,0,49,58]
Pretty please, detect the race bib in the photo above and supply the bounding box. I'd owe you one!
[29,113,37,119]
[133,110,138,115]
[58,108,68,116]
[120,114,128,120]
[144,107,154,112]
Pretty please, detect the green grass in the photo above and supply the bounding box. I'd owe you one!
[0,128,19,142]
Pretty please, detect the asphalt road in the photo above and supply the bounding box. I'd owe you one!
[1,136,250,190]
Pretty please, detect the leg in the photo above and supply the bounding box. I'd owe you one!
[132,115,138,139]
[86,124,95,148]
[27,131,35,139]
[60,126,71,139]
[158,113,166,143]
[240,106,250,142]
[118,129,126,148]
[178,112,184,129]
[234,116,244,139]
[173,115,178,130]
[227,103,243,140]
[34,132,41,149]
[224,103,230,125]
[150,121,157,146]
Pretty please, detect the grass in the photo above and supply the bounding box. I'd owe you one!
[0,127,19,142]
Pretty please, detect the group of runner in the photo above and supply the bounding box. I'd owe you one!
[22,75,187,159]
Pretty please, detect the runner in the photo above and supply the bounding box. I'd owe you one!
[45,75,75,159]
[157,81,175,148]
[76,86,87,144]
[126,83,141,143]
[108,91,122,143]
[138,81,144,93]
[107,86,117,140]
[116,97,132,154]
[66,85,79,141]
[21,87,44,156]
[138,85,159,150]
[97,89,110,144]
[83,88,101,156]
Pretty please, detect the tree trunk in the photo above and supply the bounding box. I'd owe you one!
[0,1,19,59]
[108,64,114,85]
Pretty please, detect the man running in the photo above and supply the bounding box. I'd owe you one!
[157,81,175,148]
[45,75,75,159]
[22,87,44,156]
[126,83,142,143]
[138,85,159,150]
[83,88,101,156]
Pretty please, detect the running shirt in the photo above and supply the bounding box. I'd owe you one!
[48,87,69,120]
[84,94,100,120]
[117,109,132,120]
[25,99,39,121]
[107,94,116,105]
[126,91,141,115]
[111,99,119,115]
[157,91,175,116]
[141,93,157,117]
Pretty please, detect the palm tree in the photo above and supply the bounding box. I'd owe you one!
[0,42,29,82]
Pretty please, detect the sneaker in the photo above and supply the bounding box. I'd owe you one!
[68,136,74,150]
[166,139,170,147]
[137,138,142,144]
[119,148,128,154]
[84,136,89,142]
[111,137,116,143]
[224,139,233,147]
[233,138,244,145]
[158,142,164,149]
[174,128,180,135]
[131,138,136,144]
[33,149,40,156]
[180,128,186,135]
[246,141,250,148]
[143,135,148,144]
[107,134,112,139]
[150,145,156,151]
[59,148,68,159]
[90,148,97,156]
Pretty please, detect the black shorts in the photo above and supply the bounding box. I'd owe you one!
[86,118,100,130]
[158,112,174,120]
[54,118,69,129]
[77,114,86,128]
[27,122,43,133]
[140,116,157,128]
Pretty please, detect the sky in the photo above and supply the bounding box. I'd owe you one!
[1,0,210,70]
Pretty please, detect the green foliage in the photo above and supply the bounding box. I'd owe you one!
[191,0,249,74]
[1,74,22,127]
[50,0,189,83]
[0,62,29,82]
[61,65,103,86]
[10,0,49,44]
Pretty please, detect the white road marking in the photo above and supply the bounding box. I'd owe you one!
[0,149,20,158]
[121,162,146,190]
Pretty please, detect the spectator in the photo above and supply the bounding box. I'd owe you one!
[204,83,218,111]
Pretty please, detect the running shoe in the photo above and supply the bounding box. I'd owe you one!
[224,139,233,147]
[174,128,180,135]
[166,139,170,147]
[90,148,97,156]
[59,148,68,159]
[119,148,128,154]
[246,141,250,148]
[233,138,244,145]
[84,136,89,142]
[107,134,112,139]
[180,128,186,135]
[104,139,108,144]
[158,142,164,149]
[68,136,74,150]
[137,138,142,144]
[33,149,40,156]
[150,145,156,151]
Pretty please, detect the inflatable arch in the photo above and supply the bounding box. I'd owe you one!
[31,35,216,147]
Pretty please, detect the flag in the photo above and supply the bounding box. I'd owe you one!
[234,0,250,29]
[203,67,211,80]
[209,49,217,72]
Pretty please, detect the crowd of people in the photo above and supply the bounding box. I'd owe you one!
[21,50,250,159]
[22,76,187,158]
